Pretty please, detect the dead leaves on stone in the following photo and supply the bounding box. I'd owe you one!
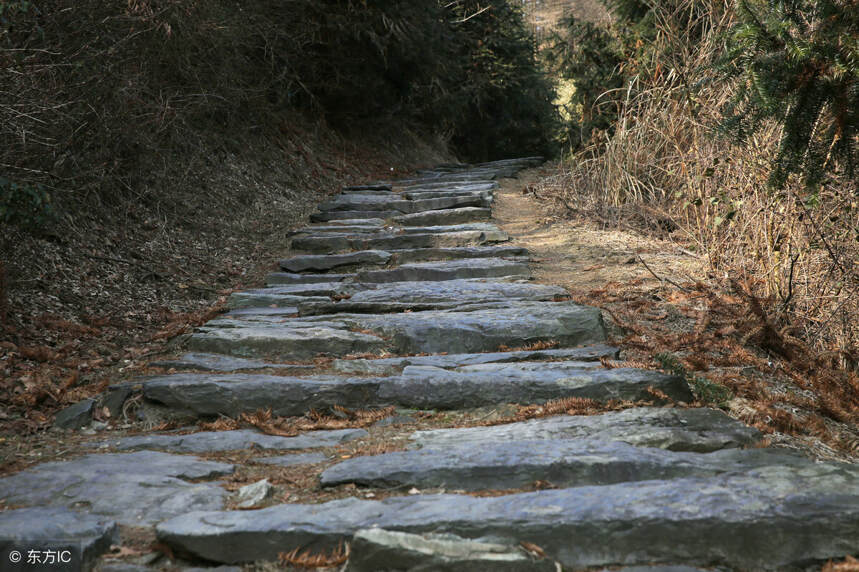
[198,405,397,437]
[278,540,349,569]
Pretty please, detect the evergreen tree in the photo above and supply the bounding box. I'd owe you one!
[720,0,859,189]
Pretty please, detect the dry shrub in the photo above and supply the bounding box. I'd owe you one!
[541,0,858,399]
[279,541,349,569]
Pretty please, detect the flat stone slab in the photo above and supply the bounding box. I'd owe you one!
[141,373,382,417]
[392,207,491,226]
[280,250,391,272]
[156,463,859,569]
[400,222,501,234]
[310,210,403,222]
[389,245,528,264]
[266,272,353,285]
[150,353,314,373]
[318,194,484,214]
[352,300,606,354]
[356,258,530,283]
[320,439,807,491]
[190,300,605,358]
[347,529,556,572]
[332,345,620,375]
[187,322,386,360]
[297,280,567,315]
[97,428,367,453]
[381,364,691,408]
[227,291,328,309]
[411,407,762,453]
[0,507,118,571]
[256,452,329,467]
[291,230,508,254]
[0,451,234,526]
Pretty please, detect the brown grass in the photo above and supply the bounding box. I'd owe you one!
[537,0,859,447]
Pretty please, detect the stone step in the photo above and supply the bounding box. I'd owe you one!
[137,363,668,418]
[155,462,859,569]
[150,352,315,373]
[318,194,485,214]
[310,210,403,222]
[382,364,691,408]
[0,451,233,526]
[290,229,508,254]
[356,257,529,283]
[295,280,566,315]
[391,207,491,226]
[96,428,366,454]
[332,344,619,375]
[320,439,807,491]
[280,250,392,272]
[266,272,353,285]
[189,300,605,358]
[410,407,761,453]
[399,222,501,234]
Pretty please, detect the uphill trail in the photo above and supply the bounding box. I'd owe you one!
[1,158,857,571]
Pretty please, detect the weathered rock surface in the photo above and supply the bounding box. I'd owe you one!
[156,463,859,569]
[411,407,762,453]
[291,230,508,254]
[346,529,557,572]
[388,245,528,264]
[320,439,805,490]
[150,353,314,373]
[297,280,567,315]
[266,272,353,285]
[140,373,382,417]
[391,207,491,227]
[234,479,273,509]
[190,300,605,358]
[280,250,391,273]
[381,364,691,408]
[310,210,402,222]
[227,291,327,309]
[0,451,233,525]
[0,507,119,571]
[356,258,529,283]
[54,398,96,429]
[97,428,367,453]
[187,322,386,360]
[332,345,619,375]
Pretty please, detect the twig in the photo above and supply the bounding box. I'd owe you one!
[638,255,689,291]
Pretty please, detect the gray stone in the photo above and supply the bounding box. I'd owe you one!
[292,225,383,235]
[280,250,392,272]
[187,322,386,360]
[97,564,153,572]
[356,258,529,283]
[190,300,605,359]
[297,280,567,315]
[353,300,606,354]
[97,428,367,453]
[141,373,383,417]
[229,282,357,297]
[256,452,329,467]
[235,479,273,508]
[55,398,96,430]
[101,386,133,419]
[310,210,402,222]
[266,272,353,285]
[389,246,528,264]
[0,507,118,571]
[320,439,806,491]
[317,195,485,215]
[223,306,297,317]
[391,207,491,227]
[155,463,859,568]
[347,529,556,572]
[333,345,620,375]
[0,451,233,526]
[227,291,328,309]
[411,407,762,453]
[381,364,691,408]
[291,230,508,255]
[400,223,501,234]
[149,352,314,373]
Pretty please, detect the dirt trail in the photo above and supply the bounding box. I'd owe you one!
[494,166,705,297]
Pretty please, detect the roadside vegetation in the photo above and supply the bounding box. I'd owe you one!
[539,0,858,452]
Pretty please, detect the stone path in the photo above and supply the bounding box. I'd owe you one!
[2,157,858,571]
